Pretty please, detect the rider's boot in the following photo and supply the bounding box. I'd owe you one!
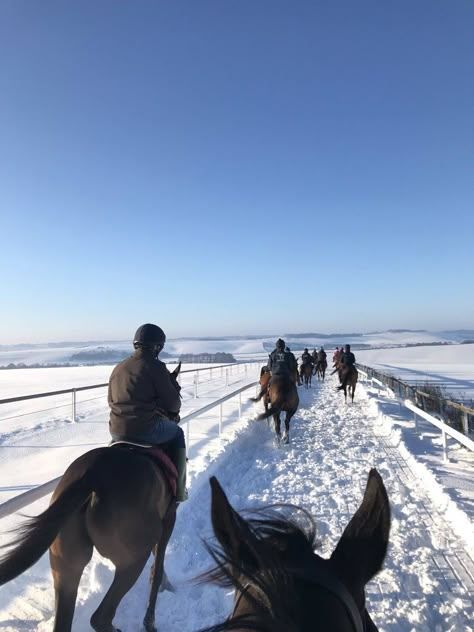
[171,447,188,502]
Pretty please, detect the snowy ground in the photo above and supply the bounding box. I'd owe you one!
[357,344,474,402]
[0,366,473,631]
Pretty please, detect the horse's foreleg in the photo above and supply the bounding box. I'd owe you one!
[144,508,177,632]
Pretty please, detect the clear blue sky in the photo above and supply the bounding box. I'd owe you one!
[1,1,473,344]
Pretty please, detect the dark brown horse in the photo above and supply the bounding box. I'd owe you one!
[0,368,182,632]
[340,366,359,403]
[256,374,299,445]
[314,358,328,381]
[202,469,391,632]
[300,363,313,388]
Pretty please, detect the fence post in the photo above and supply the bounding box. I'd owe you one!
[225,369,229,386]
[219,403,223,434]
[442,430,448,462]
[462,412,469,435]
[71,389,77,423]
[239,392,242,419]
[194,373,199,398]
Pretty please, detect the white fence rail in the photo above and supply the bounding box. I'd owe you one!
[358,368,474,461]
[0,361,260,422]
[0,380,258,520]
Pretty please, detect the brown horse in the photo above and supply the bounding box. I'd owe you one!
[202,469,391,632]
[339,366,359,403]
[251,366,272,413]
[256,374,299,445]
[0,368,182,632]
[300,362,313,388]
[314,358,328,381]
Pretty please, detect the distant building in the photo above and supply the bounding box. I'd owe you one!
[179,352,236,364]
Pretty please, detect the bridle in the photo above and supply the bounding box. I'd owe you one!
[231,561,368,632]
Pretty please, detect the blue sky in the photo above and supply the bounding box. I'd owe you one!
[1,1,473,344]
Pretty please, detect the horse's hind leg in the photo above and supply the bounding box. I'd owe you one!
[90,557,149,632]
[282,412,292,445]
[50,514,93,632]
[143,508,177,632]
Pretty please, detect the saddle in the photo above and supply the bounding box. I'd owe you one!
[109,441,178,497]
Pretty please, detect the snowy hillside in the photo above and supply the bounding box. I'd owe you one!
[2,329,474,368]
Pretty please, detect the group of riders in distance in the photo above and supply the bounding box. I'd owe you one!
[251,337,359,447]
[0,324,380,632]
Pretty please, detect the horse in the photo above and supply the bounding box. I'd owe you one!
[250,366,272,414]
[314,358,327,381]
[201,469,391,632]
[0,365,182,632]
[300,362,313,388]
[339,366,358,403]
[255,373,299,445]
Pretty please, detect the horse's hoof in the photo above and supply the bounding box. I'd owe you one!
[282,432,289,445]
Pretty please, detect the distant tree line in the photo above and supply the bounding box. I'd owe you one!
[179,352,236,363]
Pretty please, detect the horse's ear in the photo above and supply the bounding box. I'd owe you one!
[171,361,181,378]
[330,469,390,592]
[210,476,259,570]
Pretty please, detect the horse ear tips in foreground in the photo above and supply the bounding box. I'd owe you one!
[206,469,391,631]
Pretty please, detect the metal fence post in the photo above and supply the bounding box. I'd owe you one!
[71,389,77,423]
[442,430,448,462]
[462,412,469,435]
[194,372,199,398]
[239,392,242,419]
[219,403,223,434]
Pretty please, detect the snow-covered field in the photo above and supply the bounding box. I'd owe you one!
[0,342,473,631]
[357,344,474,401]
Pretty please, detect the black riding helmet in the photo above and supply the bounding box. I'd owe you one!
[276,338,285,350]
[345,344,351,352]
[133,323,166,351]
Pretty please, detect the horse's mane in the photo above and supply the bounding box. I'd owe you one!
[197,505,319,632]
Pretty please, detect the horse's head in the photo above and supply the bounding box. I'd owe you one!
[205,470,390,631]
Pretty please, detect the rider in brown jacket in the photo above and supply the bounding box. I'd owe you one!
[108,323,187,501]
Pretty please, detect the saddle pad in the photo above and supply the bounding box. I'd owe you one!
[110,441,177,497]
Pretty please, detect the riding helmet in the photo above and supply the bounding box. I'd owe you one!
[276,338,285,350]
[133,323,166,349]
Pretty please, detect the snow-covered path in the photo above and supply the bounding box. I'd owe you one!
[1,375,473,631]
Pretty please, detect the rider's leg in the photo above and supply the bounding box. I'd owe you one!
[164,427,188,503]
[134,421,188,503]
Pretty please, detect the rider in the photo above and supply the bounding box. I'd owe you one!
[318,346,327,363]
[311,348,318,363]
[268,338,294,377]
[301,348,313,367]
[337,344,357,391]
[285,346,298,371]
[108,323,188,502]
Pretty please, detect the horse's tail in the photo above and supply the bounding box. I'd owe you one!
[0,474,93,585]
[256,404,281,421]
[250,388,265,403]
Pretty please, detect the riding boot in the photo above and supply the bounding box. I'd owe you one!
[172,447,188,503]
